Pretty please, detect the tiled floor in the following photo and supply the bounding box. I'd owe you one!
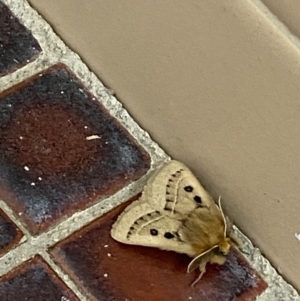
[0,1,298,300]
[0,1,41,76]
[0,255,80,301]
[0,64,150,234]
[0,209,22,254]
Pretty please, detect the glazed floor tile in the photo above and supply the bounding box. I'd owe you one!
[0,1,41,76]
[0,208,22,255]
[0,64,150,234]
[0,255,80,301]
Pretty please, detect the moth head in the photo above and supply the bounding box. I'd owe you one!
[218,237,231,255]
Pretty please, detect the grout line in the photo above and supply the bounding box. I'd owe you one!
[233,226,300,301]
[41,251,89,301]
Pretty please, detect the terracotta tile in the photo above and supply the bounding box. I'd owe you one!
[0,64,150,234]
[0,255,79,301]
[0,209,22,255]
[51,199,268,301]
[0,2,41,76]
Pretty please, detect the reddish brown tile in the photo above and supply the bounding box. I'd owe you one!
[0,2,41,76]
[51,200,267,301]
[0,64,150,234]
[0,209,22,255]
[0,255,79,301]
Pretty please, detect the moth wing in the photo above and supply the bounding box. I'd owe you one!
[142,160,217,217]
[111,199,195,255]
[111,160,222,256]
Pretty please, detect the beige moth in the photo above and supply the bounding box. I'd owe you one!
[111,160,240,285]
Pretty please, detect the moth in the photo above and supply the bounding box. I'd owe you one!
[111,160,240,285]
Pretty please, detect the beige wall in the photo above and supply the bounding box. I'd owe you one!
[28,0,300,289]
[261,0,300,41]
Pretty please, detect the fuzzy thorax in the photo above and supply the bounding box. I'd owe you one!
[218,237,231,254]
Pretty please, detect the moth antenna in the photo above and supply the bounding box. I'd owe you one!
[217,196,228,237]
[187,245,218,273]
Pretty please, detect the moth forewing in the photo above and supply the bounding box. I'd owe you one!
[110,200,153,244]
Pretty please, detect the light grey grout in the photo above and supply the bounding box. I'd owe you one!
[233,226,300,301]
[41,251,89,301]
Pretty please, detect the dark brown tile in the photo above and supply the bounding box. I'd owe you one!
[0,209,22,255]
[0,255,79,301]
[51,199,268,301]
[0,2,41,76]
[0,64,150,234]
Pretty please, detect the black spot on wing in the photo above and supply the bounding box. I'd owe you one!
[184,185,193,192]
[193,195,204,207]
[150,229,158,236]
[194,195,202,204]
[164,232,175,239]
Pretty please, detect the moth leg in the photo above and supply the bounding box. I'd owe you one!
[188,245,219,273]
[191,260,207,287]
[189,251,214,286]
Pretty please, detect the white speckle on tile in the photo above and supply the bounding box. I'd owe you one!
[84,125,88,129]
[103,273,108,278]
[19,136,24,140]
[60,91,64,94]
[31,182,35,186]
[38,177,42,181]
[7,104,12,107]
[24,166,30,171]
[18,212,22,216]
[107,253,111,257]
[104,245,109,248]
[295,233,300,241]
[188,297,192,300]
[86,135,101,140]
